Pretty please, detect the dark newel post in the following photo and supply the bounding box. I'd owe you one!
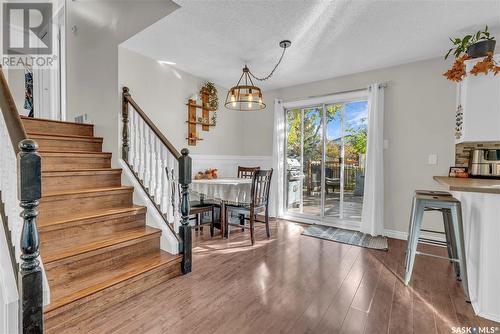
[17,139,43,334]
[122,87,130,162]
[178,148,192,274]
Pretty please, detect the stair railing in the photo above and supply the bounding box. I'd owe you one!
[0,66,44,332]
[121,87,192,274]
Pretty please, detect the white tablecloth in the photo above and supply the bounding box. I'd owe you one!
[190,178,252,205]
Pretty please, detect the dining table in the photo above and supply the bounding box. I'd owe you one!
[190,177,253,238]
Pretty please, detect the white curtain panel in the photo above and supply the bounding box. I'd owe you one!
[361,83,385,236]
[272,99,285,218]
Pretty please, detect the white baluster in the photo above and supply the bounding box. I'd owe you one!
[160,146,168,215]
[149,130,156,196]
[134,110,140,170]
[138,118,145,180]
[171,157,181,233]
[128,107,135,168]
[143,122,151,187]
[167,152,176,224]
[155,137,162,207]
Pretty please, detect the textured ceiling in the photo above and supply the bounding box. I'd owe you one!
[122,0,500,91]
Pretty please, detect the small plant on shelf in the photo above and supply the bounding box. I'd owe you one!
[443,26,499,82]
[200,82,219,110]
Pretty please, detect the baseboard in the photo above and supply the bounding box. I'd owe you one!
[477,310,500,323]
[383,229,408,240]
[384,228,446,244]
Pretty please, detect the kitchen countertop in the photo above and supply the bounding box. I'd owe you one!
[433,176,500,194]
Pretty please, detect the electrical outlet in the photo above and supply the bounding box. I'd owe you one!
[428,154,438,165]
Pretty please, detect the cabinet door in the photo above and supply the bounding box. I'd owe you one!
[460,56,500,142]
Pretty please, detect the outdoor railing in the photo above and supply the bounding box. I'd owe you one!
[306,160,364,193]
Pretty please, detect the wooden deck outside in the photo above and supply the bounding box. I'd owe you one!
[287,192,364,220]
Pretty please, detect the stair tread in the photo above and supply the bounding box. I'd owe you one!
[39,150,111,156]
[43,186,133,198]
[42,167,122,176]
[28,133,103,142]
[42,226,161,264]
[21,116,94,127]
[45,250,181,314]
[38,205,146,229]
[42,168,122,176]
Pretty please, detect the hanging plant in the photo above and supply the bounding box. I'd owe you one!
[443,55,470,82]
[469,52,500,76]
[200,82,219,110]
[443,26,498,82]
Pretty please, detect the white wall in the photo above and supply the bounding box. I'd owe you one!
[118,47,246,156]
[0,216,18,334]
[65,0,179,161]
[244,57,456,234]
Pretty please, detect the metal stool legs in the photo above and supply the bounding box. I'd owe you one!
[450,202,470,301]
[404,194,470,302]
[404,199,425,286]
[442,209,460,278]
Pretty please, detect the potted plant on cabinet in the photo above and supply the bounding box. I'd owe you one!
[445,25,495,60]
[444,26,499,82]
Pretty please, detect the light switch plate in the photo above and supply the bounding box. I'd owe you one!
[428,154,438,165]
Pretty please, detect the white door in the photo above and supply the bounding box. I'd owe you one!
[33,4,65,120]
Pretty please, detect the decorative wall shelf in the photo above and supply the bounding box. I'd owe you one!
[185,121,216,126]
[186,102,216,111]
[186,88,216,146]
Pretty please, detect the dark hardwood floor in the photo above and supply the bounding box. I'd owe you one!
[58,219,498,333]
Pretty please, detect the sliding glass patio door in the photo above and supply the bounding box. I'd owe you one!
[284,98,368,226]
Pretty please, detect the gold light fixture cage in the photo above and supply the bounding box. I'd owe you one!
[225,66,265,111]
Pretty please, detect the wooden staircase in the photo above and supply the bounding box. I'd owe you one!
[21,116,182,332]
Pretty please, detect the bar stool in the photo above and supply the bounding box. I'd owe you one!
[404,190,470,301]
[413,190,458,272]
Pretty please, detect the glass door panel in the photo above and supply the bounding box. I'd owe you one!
[342,101,368,221]
[285,108,302,214]
[302,107,323,217]
[324,104,343,219]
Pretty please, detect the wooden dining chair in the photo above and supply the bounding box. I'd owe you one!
[225,169,273,245]
[237,166,260,179]
[236,166,260,230]
[189,200,219,237]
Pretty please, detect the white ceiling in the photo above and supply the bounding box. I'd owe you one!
[122,0,500,91]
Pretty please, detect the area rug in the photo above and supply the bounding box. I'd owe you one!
[302,225,388,251]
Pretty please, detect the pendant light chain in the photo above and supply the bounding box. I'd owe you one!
[224,40,291,111]
[247,46,288,82]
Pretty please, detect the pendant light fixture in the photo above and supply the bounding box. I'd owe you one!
[225,40,291,111]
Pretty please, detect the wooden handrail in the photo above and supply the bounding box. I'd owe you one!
[121,86,192,274]
[0,65,28,153]
[122,87,181,160]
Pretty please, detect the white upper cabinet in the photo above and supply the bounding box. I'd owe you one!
[456,54,500,143]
